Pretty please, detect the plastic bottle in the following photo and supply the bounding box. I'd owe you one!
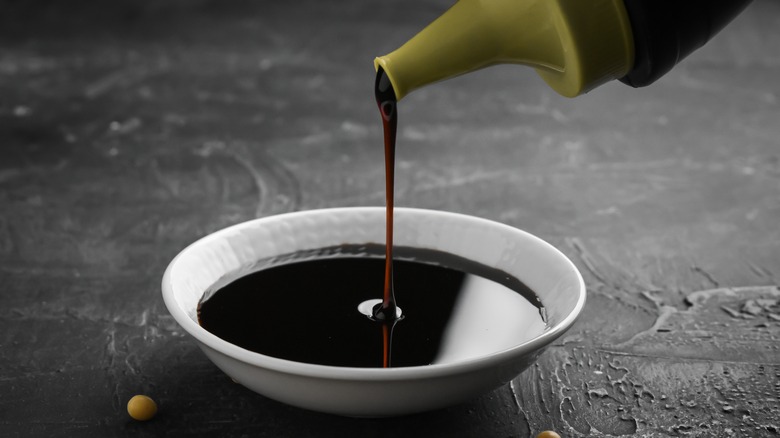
[374,0,753,100]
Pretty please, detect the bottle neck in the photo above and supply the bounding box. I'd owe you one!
[374,0,566,101]
[375,0,635,100]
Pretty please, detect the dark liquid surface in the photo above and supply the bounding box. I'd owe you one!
[198,246,547,368]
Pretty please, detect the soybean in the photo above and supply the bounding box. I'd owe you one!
[127,395,157,421]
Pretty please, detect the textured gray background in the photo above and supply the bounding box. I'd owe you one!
[1,0,779,436]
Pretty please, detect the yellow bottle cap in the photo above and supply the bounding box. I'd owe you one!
[375,0,635,99]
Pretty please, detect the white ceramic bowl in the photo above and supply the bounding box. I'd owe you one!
[162,207,585,417]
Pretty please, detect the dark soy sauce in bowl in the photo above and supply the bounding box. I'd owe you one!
[198,245,547,368]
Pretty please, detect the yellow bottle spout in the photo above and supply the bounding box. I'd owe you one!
[375,0,635,100]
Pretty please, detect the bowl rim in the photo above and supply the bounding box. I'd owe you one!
[162,206,586,381]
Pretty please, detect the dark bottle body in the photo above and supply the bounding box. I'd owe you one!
[621,0,754,88]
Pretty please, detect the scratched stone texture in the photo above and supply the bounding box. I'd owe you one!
[1,0,779,437]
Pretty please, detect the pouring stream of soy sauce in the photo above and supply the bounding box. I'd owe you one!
[374,67,400,367]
